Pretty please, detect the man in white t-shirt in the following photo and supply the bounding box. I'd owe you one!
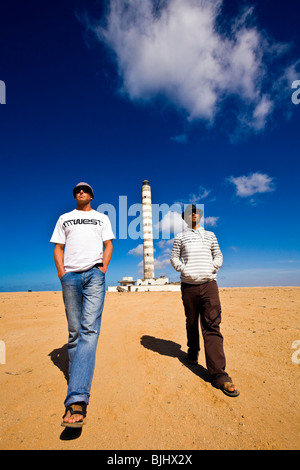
[50,182,114,427]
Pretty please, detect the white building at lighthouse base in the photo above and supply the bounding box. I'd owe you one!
[107,276,180,292]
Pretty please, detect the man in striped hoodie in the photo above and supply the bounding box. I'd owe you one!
[170,204,239,397]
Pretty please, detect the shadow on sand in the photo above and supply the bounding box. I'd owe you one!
[49,337,210,440]
[60,426,82,440]
[140,335,211,383]
[49,343,69,383]
[49,344,84,441]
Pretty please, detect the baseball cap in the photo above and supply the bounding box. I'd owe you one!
[73,182,94,198]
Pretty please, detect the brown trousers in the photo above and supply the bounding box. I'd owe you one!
[181,280,231,388]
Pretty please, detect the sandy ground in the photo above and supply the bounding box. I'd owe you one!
[0,287,299,450]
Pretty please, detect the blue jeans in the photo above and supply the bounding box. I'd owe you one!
[60,267,106,407]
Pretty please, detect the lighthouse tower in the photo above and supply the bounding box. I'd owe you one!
[107,178,180,292]
[142,180,155,279]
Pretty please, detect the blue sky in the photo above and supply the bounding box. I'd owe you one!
[0,0,299,292]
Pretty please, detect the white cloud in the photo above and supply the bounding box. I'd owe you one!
[128,244,144,256]
[154,256,171,270]
[170,133,188,144]
[154,210,186,237]
[137,254,171,275]
[204,216,219,227]
[251,96,274,130]
[156,238,175,249]
[228,172,275,197]
[188,188,210,204]
[174,186,211,207]
[90,0,295,135]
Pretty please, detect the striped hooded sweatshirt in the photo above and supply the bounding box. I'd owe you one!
[170,227,223,284]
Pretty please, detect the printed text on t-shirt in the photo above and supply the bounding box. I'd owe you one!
[63,218,104,227]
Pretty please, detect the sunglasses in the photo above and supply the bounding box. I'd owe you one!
[74,186,93,195]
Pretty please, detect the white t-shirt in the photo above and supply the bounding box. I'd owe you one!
[50,209,115,272]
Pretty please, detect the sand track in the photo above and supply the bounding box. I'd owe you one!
[0,287,299,450]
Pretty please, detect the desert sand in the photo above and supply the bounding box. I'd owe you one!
[0,287,299,450]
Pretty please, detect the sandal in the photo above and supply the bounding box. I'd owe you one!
[221,382,240,397]
[61,402,87,428]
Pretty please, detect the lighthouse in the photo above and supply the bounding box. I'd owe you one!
[142,180,155,279]
[107,179,180,292]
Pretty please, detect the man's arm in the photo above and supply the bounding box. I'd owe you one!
[170,236,184,272]
[99,239,113,273]
[211,234,223,271]
[54,243,66,279]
